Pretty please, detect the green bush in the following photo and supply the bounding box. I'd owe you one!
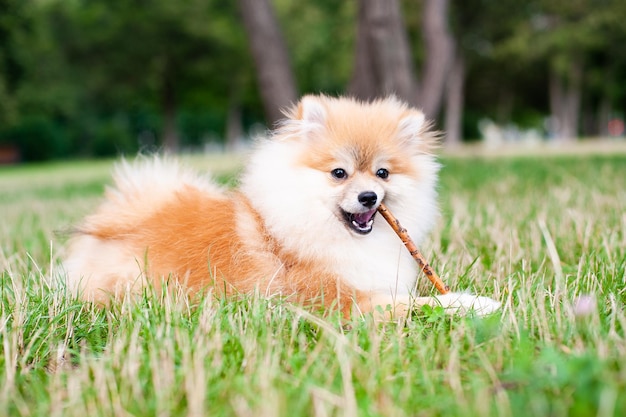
[0,117,71,162]
[90,121,138,157]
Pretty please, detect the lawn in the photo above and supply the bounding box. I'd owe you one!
[1,148,625,417]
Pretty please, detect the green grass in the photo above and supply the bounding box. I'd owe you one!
[1,152,625,416]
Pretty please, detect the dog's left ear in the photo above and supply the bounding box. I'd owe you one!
[397,110,438,152]
[293,95,328,140]
[397,111,426,144]
[297,95,327,126]
[278,95,328,141]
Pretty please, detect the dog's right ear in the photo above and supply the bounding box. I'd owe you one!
[276,95,328,141]
[297,95,327,124]
[294,95,328,138]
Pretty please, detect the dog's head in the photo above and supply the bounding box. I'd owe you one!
[279,95,439,236]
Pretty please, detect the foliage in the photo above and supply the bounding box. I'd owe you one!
[276,0,356,94]
[489,0,626,122]
[0,116,69,161]
[0,0,258,159]
[0,1,625,160]
[1,152,625,415]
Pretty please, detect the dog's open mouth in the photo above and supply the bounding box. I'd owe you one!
[342,208,377,235]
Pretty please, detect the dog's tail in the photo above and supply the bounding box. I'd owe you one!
[61,156,227,302]
[78,156,226,235]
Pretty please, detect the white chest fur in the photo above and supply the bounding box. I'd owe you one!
[327,225,419,295]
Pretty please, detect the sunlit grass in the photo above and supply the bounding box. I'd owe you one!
[1,150,625,416]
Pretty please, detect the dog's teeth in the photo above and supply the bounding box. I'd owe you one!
[352,219,374,231]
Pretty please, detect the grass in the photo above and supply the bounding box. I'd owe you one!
[1,150,625,416]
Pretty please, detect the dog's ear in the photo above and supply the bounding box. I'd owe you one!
[398,111,426,142]
[397,110,438,152]
[296,95,327,132]
[276,95,328,141]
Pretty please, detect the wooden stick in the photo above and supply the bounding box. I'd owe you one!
[377,202,450,295]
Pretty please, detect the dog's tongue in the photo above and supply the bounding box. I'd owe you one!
[354,208,376,226]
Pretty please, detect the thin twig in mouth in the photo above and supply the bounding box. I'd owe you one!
[377,202,450,295]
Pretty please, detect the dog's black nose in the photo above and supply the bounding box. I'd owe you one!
[358,191,378,208]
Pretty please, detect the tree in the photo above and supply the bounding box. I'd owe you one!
[584,1,626,136]
[491,0,626,141]
[348,0,456,125]
[5,0,626,160]
[0,0,31,126]
[537,1,594,141]
[443,53,464,145]
[277,1,355,94]
[419,0,454,119]
[51,0,247,152]
[445,0,534,143]
[348,0,418,106]
[238,0,297,127]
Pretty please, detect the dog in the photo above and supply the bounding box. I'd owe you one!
[62,95,500,318]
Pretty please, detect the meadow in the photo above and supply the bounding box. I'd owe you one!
[1,146,625,416]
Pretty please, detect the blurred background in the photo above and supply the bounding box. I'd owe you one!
[0,0,625,163]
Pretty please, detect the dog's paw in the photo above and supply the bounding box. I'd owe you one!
[435,292,501,316]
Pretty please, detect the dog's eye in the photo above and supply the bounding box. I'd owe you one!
[376,168,389,179]
[331,168,347,179]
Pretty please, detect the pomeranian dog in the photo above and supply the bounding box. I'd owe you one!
[63,95,500,318]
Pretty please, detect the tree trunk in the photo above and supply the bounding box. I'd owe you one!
[238,0,297,127]
[225,100,243,152]
[597,96,611,137]
[161,68,180,152]
[549,60,582,141]
[347,1,378,101]
[444,52,464,146]
[420,0,454,120]
[348,0,418,106]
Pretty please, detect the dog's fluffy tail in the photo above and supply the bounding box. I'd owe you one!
[78,156,226,234]
[62,156,227,302]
